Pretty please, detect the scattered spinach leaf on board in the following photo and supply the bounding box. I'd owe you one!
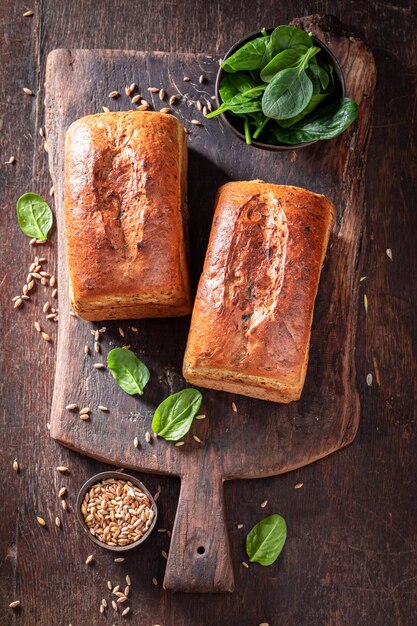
[16,193,53,241]
[271,97,359,144]
[107,348,150,395]
[211,24,359,145]
[152,388,203,441]
[246,514,287,566]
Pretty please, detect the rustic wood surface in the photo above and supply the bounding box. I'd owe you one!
[44,16,375,593]
[0,0,416,623]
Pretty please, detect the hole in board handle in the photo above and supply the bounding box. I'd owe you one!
[196,546,205,555]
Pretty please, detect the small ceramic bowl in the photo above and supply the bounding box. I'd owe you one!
[214,27,345,151]
[76,471,158,552]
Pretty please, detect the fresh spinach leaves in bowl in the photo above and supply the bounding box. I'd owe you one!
[207,25,358,148]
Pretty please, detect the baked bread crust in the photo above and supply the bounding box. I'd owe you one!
[64,111,192,320]
[183,181,334,403]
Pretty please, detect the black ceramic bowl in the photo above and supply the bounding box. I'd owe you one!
[214,27,345,151]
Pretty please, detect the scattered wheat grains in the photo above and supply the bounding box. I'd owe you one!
[231,402,238,412]
[191,119,202,126]
[102,105,110,112]
[23,10,34,16]
[169,95,178,105]
[193,435,202,443]
[183,76,190,81]
[386,248,393,260]
[85,554,94,565]
[66,403,77,411]
[93,363,105,369]
[133,436,139,448]
[158,88,165,100]
[55,516,61,527]
[9,600,20,609]
[196,414,206,420]
[160,107,171,114]
[260,499,268,508]
[175,441,184,447]
[114,557,125,562]
[12,459,19,472]
[131,94,141,104]
[57,466,69,473]
[242,561,249,568]
[152,576,158,585]
[23,87,33,95]
[126,574,131,586]
[199,74,205,84]
[36,516,46,526]
[161,550,168,560]
[364,293,368,313]
[58,487,67,498]
[108,90,120,98]
[366,373,373,386]
[145,431,151,442]
[237,523,243,529]
[62,499,68,510]
[4,156,16,164]
[196,100,203,111]
[111,600,118,611]
[372,356,381,385]
[122,607,131,616]
[98,405,109,412]
[294,482,303,489]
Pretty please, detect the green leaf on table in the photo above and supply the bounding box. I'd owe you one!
[246,514,287,566]
[107,348,150,395]
[16,192,53,241]
[152,388,203,441]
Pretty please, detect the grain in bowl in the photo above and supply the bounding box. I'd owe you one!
[76,472,157,551]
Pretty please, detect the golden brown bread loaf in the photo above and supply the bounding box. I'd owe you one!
[183,181,334,403]
[64,111,192,320]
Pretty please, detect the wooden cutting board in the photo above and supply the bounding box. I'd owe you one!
[45,15,376,593]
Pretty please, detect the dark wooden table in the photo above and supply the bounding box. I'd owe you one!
[1,1,416,624]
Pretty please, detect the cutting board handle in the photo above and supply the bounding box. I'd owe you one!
[163,466,234,593]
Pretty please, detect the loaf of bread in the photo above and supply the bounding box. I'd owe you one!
[64,111,192,320]
[183,181,334,403]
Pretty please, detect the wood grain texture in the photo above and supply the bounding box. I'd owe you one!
[0,0,416,622]
[44,19,375,592]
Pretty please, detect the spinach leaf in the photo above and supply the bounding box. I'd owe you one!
[261,46,319,120]
[270,25,312,53]
[221,36,270,72]
[260,48,306,83]
[219,75,238,102]
[278,93,328,127]
[107,348,150,395]
[252,114,270,139]
[207,85,265,118]
[271,97,359,144]
[228,71,258,93]
[17,193,53,241]
[308,62,330,92]
[246,514,287,566]
[152,388,203,441]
